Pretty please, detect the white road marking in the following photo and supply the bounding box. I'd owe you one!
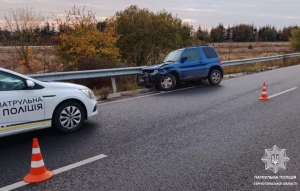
[224,64,300,82]
[0,154,107,191]
[97,65,300,105]
[0,182,28,191]
[97,85,204,105]
[52,154,107,174]
[269,87,298,98]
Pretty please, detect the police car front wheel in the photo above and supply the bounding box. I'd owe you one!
[53,101,85,133]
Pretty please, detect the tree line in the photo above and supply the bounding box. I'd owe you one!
[0,5,300,77]
[0,13,298,48]
[205,23,299,43]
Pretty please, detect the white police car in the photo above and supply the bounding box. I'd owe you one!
[0,67,98,137]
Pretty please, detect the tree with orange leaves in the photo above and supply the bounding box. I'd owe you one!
[55,5,120,71]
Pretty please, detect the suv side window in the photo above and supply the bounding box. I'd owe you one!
[0,71,26,91]
[202,47,218,59]
[182,48,201,62]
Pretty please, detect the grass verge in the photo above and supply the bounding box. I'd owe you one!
[93,56,300,97]
[223,56,300,75]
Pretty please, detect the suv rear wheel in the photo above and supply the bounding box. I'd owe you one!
[208,69,222,85]
[158,74,176,91]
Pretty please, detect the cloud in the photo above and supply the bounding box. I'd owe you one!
[95,16,106,20]
[54,14,65,17]
[259,14,300,20]
[258,14,278,17]
[184,8,216,12]
[0,0,299,31]
[182,19,197,23]
[283,16,300,19]
[243,4,259,7]
[172,7,216,12]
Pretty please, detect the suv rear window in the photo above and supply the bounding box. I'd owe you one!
[202,47,218,59]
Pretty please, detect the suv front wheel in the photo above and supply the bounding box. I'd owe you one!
[208,69,222,85]
[158,74,176,91]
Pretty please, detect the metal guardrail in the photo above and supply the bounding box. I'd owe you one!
[28,67,143,93]
[222,53,300,66]
[28,52,300,93]
[28,66,143,81]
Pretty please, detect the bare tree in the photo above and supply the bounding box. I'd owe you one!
[1,6,46,73]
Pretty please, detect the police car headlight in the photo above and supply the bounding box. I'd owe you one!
[80,89,95,99]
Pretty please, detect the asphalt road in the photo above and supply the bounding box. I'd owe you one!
[1,65,300,191]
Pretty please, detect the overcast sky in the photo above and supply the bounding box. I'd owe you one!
[1,0,300,30]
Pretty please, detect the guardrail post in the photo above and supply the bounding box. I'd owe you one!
[111,77,117,93]
[283,55,286,67]
[240,64,244,73]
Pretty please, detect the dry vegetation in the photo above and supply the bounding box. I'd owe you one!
[0,46,60,74]
[216,42,299,75]
[0,42,298,92]
[211,42,292,61]
[223,56,300,75]
[0,42,293,71]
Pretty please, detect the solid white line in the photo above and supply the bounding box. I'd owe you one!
[97,65,300,106]
[0,154,107,191]
[224,64,300,82]
[269,87,298,98]
[97,85,203,106]
[0,182,28,191]
[52,154,107,175]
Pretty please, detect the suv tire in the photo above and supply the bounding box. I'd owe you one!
[53,101,85,133]
[158,74,176,91]
[208,69,222,85]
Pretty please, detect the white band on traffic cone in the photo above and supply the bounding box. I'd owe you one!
[32,148,41,154]
[31,160,45,168]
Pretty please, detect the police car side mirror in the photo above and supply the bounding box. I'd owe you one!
[26,80,35,88]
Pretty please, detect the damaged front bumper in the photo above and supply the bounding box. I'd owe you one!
[137,70,161,86]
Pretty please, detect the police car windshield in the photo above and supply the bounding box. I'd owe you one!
[163,50,183,63]
[0,73,20,83]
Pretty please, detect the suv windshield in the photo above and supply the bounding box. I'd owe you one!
[163,49,183,63]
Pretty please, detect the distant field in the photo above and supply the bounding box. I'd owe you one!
[0,42,293,73]
[0,46,55,73]
[211,42,292,61]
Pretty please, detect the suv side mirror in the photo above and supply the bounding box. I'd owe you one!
[26,80,35,88]
[181,56,187,63]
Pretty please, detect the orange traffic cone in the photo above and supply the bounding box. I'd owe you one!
[23,138,54,183]
[259,82,270,100]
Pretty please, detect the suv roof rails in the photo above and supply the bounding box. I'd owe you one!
[184,45,211,49]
